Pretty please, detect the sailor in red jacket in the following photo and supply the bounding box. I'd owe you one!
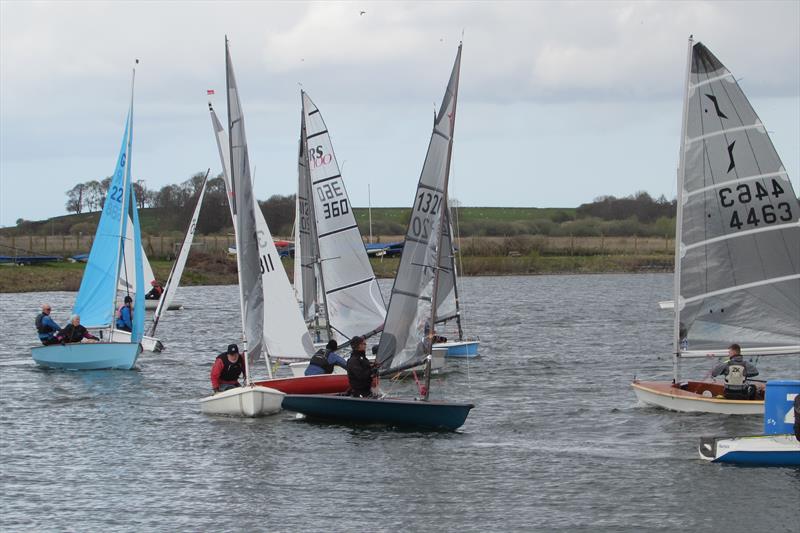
[211,344,246,393]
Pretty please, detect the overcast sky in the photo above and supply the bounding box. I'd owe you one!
[1,0,798,227]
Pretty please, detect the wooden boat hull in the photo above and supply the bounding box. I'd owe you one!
[254,374,350,394]
[281,394,474,430]
[31,342,141,370]
[632,380,764,415]
[699,434,800,465]
[104,329,163,352]
[199,385,284,417]
[435,340,480,358]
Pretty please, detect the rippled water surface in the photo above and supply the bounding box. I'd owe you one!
[1,274,798,532]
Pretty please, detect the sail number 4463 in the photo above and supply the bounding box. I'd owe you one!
[718,179,793,230]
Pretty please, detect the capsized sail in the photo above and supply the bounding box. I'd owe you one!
[226,40,264,375]
[73,109,133,328]
[302,91,386,341]
[150,173,209,335]
[677,41,800,354]
[377,45,462,374]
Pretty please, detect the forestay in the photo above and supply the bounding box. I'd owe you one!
[677,42,800,354]
[377,45,462,373]
[73,110,133,329]
[302,91,386,341]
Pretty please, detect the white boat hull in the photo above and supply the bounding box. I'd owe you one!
[632,380,764,415]
[699,434,800,465]
[198,385,284,417]
[104,329,163,352]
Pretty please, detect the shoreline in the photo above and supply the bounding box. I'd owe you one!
[0,254,672,293]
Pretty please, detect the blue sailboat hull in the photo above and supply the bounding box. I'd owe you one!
[31,342,141,370]
[281,394,474,430]
[435,340,480,358]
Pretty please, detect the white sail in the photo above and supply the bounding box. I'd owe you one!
[150,174,208,335]
[255,206,316,359]
[226,39,264,377]
[377,45,462,373]
[302,91,386,342]
[212,50,314,365]
[117,215,156,296]
[676,41,800,355]
[435,209,458,323]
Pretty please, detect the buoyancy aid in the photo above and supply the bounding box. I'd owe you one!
[724,363,747,391]
[308,349,334,374]
[35,313,57,334]
[217,353,245,382]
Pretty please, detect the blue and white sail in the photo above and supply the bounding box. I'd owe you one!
[73,110,133,329]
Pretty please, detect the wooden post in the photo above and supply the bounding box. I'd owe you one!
[29,235,33,252]
[11,235,15,252]
[570,234,574,256]
[634,235,638,254]
[160,235,164,257]
[600,234,604,255]
[63,235,66,252]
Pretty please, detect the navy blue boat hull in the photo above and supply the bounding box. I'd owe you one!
[282,394,474,431]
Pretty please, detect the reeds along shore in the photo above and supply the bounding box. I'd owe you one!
[0,235,673,293]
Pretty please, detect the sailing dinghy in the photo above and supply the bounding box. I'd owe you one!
[282,44,474,430]
[31,66,144,370]
[632,38,800,415]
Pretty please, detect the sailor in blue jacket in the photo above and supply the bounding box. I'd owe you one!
[116,295,133,332]
[305,340,348,375]
[35,303,61,345]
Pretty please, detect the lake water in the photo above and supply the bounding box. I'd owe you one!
[1,274,798,532]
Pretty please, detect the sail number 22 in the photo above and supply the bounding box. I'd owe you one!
[718,178,793,230]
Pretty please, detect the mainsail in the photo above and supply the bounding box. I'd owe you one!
[676,41,800,355]
[214,47,314,366]
[295,110,320,323]
[301,91,386,341]
[377,45,462,373]
[73,109,133,329]
[226,39,264,376]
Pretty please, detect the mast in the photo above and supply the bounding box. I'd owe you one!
[671,36,693,385]
[425,43,462,400]
[110,62,136,332]
[226,36,251,386]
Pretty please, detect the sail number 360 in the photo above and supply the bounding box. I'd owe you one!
[316,181,349,220]
[718,179,793,230]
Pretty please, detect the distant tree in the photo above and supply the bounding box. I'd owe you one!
[65,183,84,214]
[259,194,296,236]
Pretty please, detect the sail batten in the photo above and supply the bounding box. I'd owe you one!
[676,40,800,354]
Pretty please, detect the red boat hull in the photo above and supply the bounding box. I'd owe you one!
[254,373,349,394]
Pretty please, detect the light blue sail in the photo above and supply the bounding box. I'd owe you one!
[73,110,132,328]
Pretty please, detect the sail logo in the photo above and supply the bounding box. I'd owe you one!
[309,144,332,168]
